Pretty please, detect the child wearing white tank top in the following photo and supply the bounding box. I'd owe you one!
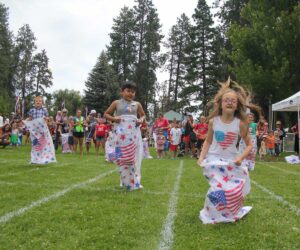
[197,77,261,224]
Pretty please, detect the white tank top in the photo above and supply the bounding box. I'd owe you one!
[208,116,240,159]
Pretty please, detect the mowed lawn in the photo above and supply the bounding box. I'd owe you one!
[0,145,300,249]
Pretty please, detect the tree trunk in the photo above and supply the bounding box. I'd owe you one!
[168,46,174,109]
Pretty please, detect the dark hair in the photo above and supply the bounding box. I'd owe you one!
[121,81,137,91]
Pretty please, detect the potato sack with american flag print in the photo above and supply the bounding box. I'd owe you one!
[199,157,251,224]
[24,118,56,164]
[112,115,143,191]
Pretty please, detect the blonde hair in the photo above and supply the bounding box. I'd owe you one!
[208,77,261,123]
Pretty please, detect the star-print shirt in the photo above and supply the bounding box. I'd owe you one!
[208,116,240,159]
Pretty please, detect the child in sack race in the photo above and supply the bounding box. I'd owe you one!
[197,77,261,224]
[104,81,146,191]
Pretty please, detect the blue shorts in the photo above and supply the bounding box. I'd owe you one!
[267,148,275,156]
[164,141,169,151]
[68,136,74,145]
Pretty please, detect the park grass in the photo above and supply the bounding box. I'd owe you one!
[0,145,300,249]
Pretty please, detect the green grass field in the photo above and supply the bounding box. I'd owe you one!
[0,145,300,249]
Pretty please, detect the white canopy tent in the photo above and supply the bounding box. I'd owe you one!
[272,91,300,112]
[272,91,300,154]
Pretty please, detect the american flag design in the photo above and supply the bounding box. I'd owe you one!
[115,142,137,166]
[199,156,252,224]
[215,130,237,150]
[112,115,143,190]
[24,118,56,164]
[208,180,244,214]
[32,134,46,152]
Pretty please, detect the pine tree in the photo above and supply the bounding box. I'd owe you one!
[84,51,119,115]
[0,3,15,113]
[163,13,191,111]
[107,6,136,82]
[184,0,217,113]
[32,49,53,96]
[133,0,163,112]
[13,24,37,106]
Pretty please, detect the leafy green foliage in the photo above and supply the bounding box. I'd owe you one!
[227,0,300,113]
[52,89,83,115]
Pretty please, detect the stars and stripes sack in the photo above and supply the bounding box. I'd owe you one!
[105,133,116,162]
[239,134,257,171]
[112,115,143,190]
[199,156,252,224]
[24,118,56,164]
[61,133,72,153]
[143,138,152,159]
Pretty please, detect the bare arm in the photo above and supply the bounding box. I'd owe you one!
[197,119,213,165]
[104,101,121,123]
[234,121,253,166]
[136,102,146,124]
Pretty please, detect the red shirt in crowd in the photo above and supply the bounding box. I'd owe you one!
[95,123,107,137]
[194,123,208,140]
[153,118,169,131]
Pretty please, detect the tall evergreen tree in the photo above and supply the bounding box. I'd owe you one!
[133,0,163,112]
[163,14,191,111]
[107,6,136,82]
[0,3,15,113]
[32,49,53,96]
[13,24,37,108]
[214,0,249,77]
[215,0,249,33]
[84,51,119,115]
[184,0,217,113]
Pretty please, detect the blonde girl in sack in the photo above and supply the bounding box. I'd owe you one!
[197,77,261,224]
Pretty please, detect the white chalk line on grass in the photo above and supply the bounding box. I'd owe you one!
[260,162,300,177]
[0,168,117,224]
[158,160,183,250]
[0,162,73,178]
[251,179,300,216]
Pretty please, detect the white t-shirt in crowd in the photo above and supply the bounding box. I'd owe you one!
[170,128,182,145]
[0,115,3,127]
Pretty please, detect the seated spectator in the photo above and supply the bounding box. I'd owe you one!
[0,124,11,147]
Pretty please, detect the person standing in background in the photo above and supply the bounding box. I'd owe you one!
[291,122,299,154]
[275,120,286,152]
